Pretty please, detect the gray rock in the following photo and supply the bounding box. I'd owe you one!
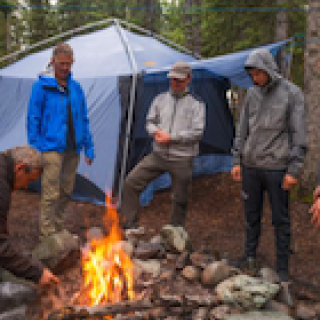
[135,242,166,260]
[264,300,291,316]
[85,226,104,241]
[161,225,190,253]
[112,240,134,257]
[225,311,294,320]
[0,282,37,313]
[124,227,146,243]
[181,266,201,281]
[150,235,164,245]
[216,275,280,310]
[32,229,80,273]
[0,306,27,320]
[133,259,161,278]
[201,261,238,286]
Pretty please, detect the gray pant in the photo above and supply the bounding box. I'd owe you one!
[40,150,80,239]
[120,152,193,228]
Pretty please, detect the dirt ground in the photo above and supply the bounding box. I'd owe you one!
[9,172,320,302]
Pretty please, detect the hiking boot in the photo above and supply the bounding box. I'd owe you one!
[231,256,258,275]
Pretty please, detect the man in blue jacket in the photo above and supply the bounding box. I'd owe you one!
[27,43,94,242]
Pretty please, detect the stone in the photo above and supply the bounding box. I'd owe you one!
[258,268,280,284]
[161,225,190,253]
[85,226,104,241]
[32,229,80,274]
[112,240,134,257]
[201,261,238,287]
[0,305,27,320]
[0,283,37,313]
[124,227,146,243]
[225,311,294,320]
[150,235,164,245]
[216,275,280,310]
[190,251,215,269]
[264,300,291,316]
[210,305,233,320]
[192,307,209,320]
[134,242,166,260]
[181,266,201,281]
[133,259,161,278]
[175,252,190,270]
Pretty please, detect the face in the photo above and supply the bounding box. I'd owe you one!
[52,53,73,83]
[248,68,270,87]
[170,76,191,94]
[14,164,41,190]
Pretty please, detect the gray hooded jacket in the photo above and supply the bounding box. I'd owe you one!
[232,49,307,178]
[146,90,205,160]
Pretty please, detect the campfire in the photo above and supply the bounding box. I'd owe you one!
[82,194,134,306]
[33,195,316,320]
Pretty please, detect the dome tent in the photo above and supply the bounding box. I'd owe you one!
[0,18,286,206]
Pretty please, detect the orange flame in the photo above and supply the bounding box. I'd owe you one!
[82,193,134,305]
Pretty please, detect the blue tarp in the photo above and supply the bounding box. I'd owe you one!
[0,24,287,206]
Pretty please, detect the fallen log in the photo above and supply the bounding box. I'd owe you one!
[47,294,217,320]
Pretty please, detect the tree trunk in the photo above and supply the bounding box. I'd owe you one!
[193,0,201,56]
[5,13,11,53]
[275,0,288,75]
[300,0,320,194]
[184,0,193,51]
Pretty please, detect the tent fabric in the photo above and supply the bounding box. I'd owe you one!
[0,23,287,206]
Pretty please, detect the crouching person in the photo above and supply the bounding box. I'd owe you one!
[119,62,206,229]
[0,145,59,286]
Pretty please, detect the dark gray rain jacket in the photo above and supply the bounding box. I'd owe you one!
[232,49,307,178]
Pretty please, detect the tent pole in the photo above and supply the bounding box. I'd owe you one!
[114,19,139,208]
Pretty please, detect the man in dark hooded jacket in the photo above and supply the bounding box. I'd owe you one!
[231,48,307,286]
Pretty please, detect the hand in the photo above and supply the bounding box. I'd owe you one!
[39,268,59,287]
[313,186,320,201]
[282,174,298,190]
[85,157,93,165]
[310,198,320,228]
[231,165,242,182]
[154,130,170,144]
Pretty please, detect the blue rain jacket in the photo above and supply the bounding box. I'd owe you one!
[27,72,94,160]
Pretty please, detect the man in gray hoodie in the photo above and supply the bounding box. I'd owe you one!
[120,62,205,229]
[231,48,307,283]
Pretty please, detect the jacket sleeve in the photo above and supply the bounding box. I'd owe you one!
[146,95,160,136]
[0,177,43,283]
[80,87,95,160]
[287,87,307,178]
[27,82,45,151]
[232,94,250,167]
[170,100,205,143]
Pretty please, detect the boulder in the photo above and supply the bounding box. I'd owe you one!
[181,266,201,281]
[161,225,190,253]
[133,259,161,278]
[202,261,238,286]
[0,306,27,320]
[0,283,37,313]
[216,275,280,310]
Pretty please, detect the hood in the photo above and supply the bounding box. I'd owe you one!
[38,64,72,88]
[245,48,281,83]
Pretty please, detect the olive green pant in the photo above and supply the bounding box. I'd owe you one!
[40,151,80,240]
[120,152,194,228]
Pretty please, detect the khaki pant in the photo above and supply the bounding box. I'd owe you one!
[40,151,80,239]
